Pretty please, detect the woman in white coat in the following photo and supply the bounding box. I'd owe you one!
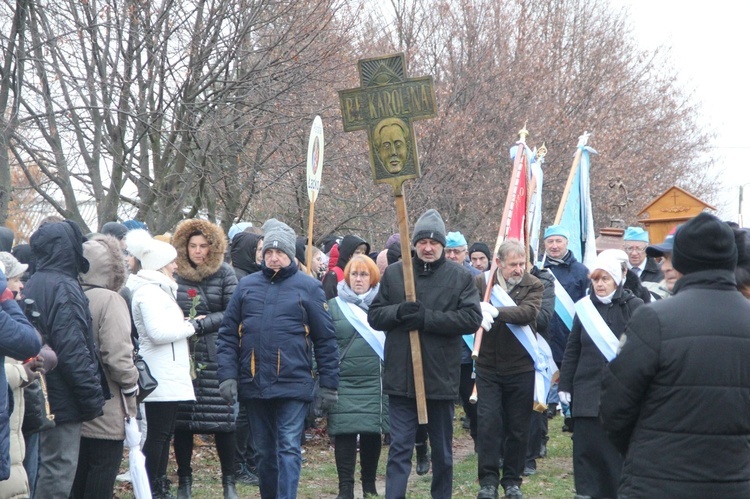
[125,229,196,499]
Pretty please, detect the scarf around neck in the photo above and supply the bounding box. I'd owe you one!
[337,280,379,311]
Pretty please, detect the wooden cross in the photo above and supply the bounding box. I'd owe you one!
[339,53,437,424]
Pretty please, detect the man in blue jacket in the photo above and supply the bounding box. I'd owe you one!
[541,225,588,416]
[24,220,105,498]
[217,219,339,499]
[0,263,42,481]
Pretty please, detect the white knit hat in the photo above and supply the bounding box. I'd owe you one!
[0,252,28,279]
[125,229,177,271]
[592,253,623,286]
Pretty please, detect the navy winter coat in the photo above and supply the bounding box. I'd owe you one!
[0,296,41,480]
[543,251,589,363]
[216,261,339,401]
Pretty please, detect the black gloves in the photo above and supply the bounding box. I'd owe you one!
[219,379,237,405]
[397,301,426,331]
[313,387,338,417]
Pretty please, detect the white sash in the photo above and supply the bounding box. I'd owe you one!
[486,278,551,408]
[574,296,619,361]
[335,297,386,361]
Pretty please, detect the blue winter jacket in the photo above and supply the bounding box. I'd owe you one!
[0,283,42,480]
[216,261,339,401]
[543,250,589,364]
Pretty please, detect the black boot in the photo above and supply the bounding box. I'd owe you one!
[415,442,430,476]
[222,474,238,499]
[336,482,355,499]
[154,476,176,499]
[177,474,192,499]
[362,480,379,497]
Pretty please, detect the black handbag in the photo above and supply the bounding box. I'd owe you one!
[134,353,158,404]
[22,377,55,434]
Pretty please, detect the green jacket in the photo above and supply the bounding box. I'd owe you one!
[326,299,388,436]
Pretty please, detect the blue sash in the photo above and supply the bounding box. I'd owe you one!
[335,298,386,360]
[574,296,619,361]
[550,274,575,330]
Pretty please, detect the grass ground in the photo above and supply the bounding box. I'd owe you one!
[114,410,575,498]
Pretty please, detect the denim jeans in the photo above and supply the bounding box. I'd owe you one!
[24,431,39,498]
[245,398,308,499]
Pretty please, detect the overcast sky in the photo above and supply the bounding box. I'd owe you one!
[612,1,750,221]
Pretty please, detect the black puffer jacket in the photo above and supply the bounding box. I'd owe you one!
[558,286,642,417]
[368,253,482,400]
[230,232,262,281]
[24,221,106,424]
[172,219,238,433]
[601,270,750,498]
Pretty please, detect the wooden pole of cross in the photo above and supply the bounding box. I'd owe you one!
[338,53,437,424]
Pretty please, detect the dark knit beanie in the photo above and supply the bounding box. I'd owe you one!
[262,218,297,263]
[672,212,737,274]
[468,242,491,261]
[411,209,446,246]
[101,221,128,240]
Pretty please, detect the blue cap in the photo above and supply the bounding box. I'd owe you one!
[623,226,649,243]
[122,219,148,232]
[544,225,570,240]
[445,231,468,248]
[646,226,677,257]
[228,222,253,241]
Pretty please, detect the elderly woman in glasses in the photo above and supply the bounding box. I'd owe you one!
[326,254,388,499]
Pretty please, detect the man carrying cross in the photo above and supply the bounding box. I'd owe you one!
[368,209,482,499]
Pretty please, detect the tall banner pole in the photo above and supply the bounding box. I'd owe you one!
[339,53,437,424]
[305,116,324,275]
[470,126,530,404]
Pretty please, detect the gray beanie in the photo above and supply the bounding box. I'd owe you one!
[412,209,446,246]
[262,218,297,263]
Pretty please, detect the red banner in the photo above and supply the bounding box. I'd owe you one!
[505,148,528,242]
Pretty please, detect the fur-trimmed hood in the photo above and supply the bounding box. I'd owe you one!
[80,234,127,291]
[172,218,227,281]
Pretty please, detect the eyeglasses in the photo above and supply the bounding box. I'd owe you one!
[445,248,467,255]
[350,272,370,279]
[624,246,646,254]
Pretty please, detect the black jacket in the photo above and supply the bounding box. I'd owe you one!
[601,270,750,498]
[368,253,482,400]
[230,232,262,281]
[24,221,106,424]
[172,219,238,433]
[638,256,663,283]
[558,286,642,417]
